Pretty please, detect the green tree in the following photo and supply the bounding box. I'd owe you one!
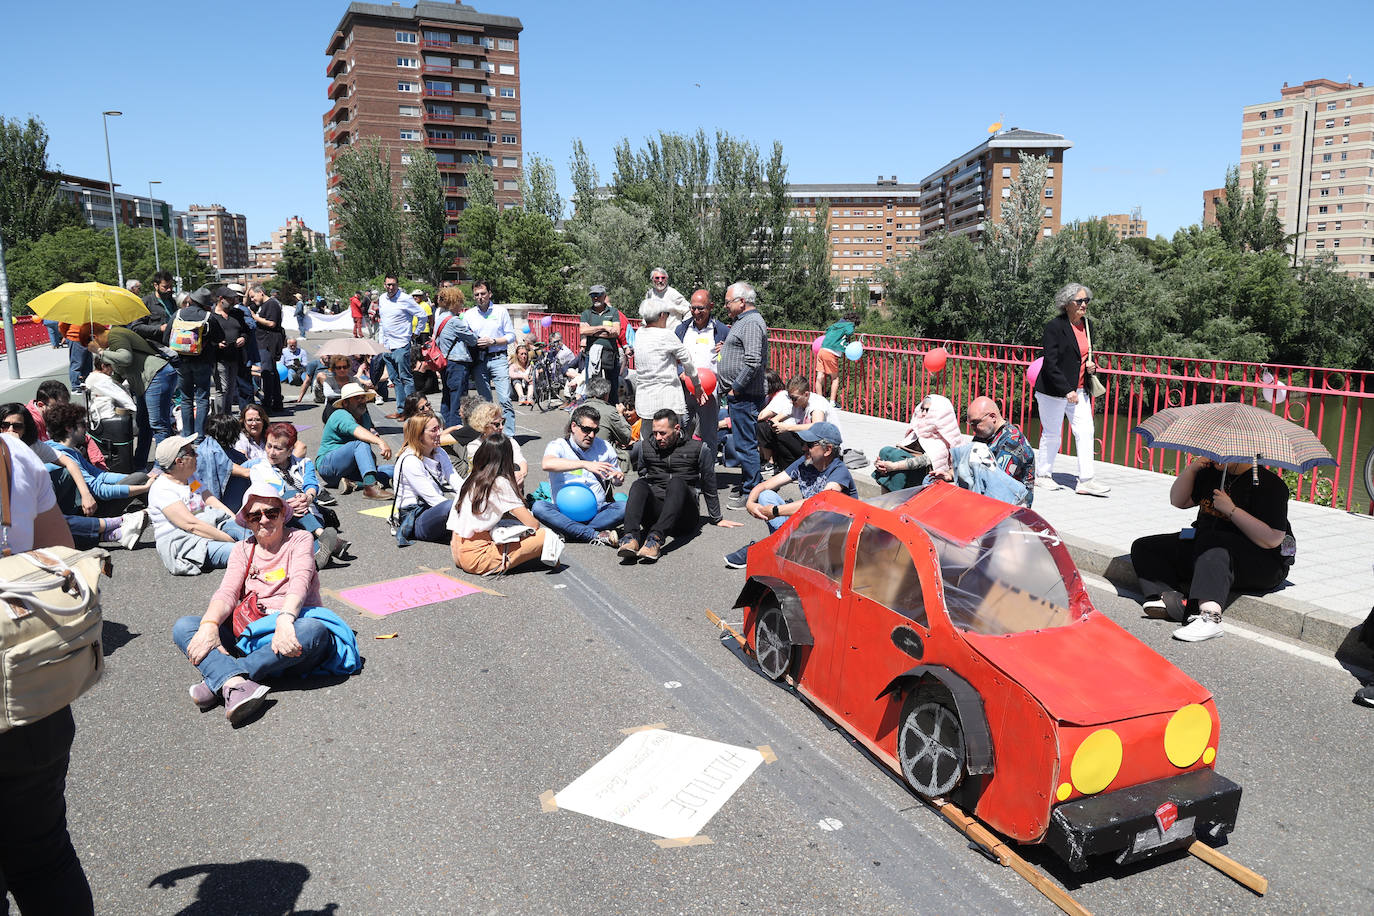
[333,137,402,280]
[1215,164,1288,254]
[496,209,571,309]
[563,200,687,312]
[0,115,79,249]
[568,138,600,221]
[520,154,563,223]
[765,199,834,328]
[1293,257,1374,368]
[274,228,313,289]
[403,148,457,287]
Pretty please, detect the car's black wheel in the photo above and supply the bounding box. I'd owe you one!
[754,603,793,681]
[897,686,965,799]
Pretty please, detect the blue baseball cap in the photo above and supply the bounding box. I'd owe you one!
[797,421,842,446]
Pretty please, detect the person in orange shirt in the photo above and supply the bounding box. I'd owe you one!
[57,322,104,393]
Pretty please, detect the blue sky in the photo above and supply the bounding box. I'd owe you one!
[2,0,1368,246]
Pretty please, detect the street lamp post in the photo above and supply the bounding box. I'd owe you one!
[148,179,162,273]
[101,110,124,287]
[172,218,182,295]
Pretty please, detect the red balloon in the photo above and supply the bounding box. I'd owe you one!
[924,346,949,374]
[682,367,718,397]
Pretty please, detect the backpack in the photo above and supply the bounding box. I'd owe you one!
[170,307,210,356]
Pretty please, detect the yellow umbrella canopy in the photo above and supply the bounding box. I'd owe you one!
[27,282,150,326]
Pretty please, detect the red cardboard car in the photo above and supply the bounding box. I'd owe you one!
[733,482,1241,871]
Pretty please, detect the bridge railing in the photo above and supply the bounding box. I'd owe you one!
[527,313,1373,511]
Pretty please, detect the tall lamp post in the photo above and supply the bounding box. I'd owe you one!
[147,179,162,273]
[101,110,124,286]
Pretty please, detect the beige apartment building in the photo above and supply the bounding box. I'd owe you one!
[918,129,1071,245]
[1240,77,1374,279]
[187,204,248,271]
[250,216,327,272]
[1103,209,1147,240]
[786,177,922,293]
[324,1,523,261]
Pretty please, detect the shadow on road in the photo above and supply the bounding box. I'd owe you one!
[101,619,139,657]
[148,859,337,915]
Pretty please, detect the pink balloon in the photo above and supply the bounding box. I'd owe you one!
[812,335,824,354]
[924,346,948,374]
[1026,357,1043,388]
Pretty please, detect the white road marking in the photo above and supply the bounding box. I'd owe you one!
[664,680,682,689]
[817,817,844,831]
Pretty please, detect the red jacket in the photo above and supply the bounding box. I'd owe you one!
[349,296,364,318]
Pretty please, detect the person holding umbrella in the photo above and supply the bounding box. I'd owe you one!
[1129,401,1313,642]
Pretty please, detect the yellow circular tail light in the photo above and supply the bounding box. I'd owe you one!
[1070,728,1123,795]
[1164,704,1213,767]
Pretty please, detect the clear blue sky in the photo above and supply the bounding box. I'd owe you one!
[2,0,1367,246]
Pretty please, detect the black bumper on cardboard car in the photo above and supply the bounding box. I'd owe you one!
[1044,769,1242,872]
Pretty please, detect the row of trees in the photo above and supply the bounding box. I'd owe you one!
[874,158,1374,370]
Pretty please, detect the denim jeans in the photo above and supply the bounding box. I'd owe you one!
[382,345,413,408]
[67,344,91,391]
[368,354,390,402]
[474,353,514,436]
[42,320,62,346]
[727,395,763,492]
[177,359,213,440]
[136,363,178,468]
[171,614,334,693]
[758,489,787,532]
[88,470,145,502]
[0,706,94,915]
[441,360,472,429]
[316,440,383,486]
[532,498,626,542]
[412,499,454,543]
[64,515,104,547]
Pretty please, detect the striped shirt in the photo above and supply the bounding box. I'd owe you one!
[719,308,768,400]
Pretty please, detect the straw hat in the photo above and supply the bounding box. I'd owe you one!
[336,382,375,405]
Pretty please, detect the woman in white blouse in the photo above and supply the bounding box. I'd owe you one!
[393,414,458,545]
[630,300,705,420]
[448,435,548,575]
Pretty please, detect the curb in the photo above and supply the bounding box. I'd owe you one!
[1061,532,1374,664]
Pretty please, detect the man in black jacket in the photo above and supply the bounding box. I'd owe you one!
[618,409,734,563]
[249,285,286,411]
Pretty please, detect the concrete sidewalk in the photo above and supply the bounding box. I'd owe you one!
[832,408,1374,658]
[0,341,71,394]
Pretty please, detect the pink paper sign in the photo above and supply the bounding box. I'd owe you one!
[337,573,481,617]
[293,424,314,432]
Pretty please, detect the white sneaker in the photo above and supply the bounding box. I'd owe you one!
[1035,476,1063,492]
[118,510,149,550]
[1173,613,1224,642]
[1076,479,1111,497]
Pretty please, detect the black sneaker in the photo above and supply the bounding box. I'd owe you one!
[1356,685,1374,707]
[725,542,754,569]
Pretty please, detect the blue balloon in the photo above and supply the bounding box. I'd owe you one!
[844,340,864,361]
[520,323,532,335]
[554,482,598,522]
[277,364,289,381]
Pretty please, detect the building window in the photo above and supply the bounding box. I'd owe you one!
[1326,101,1337,111]
[1344,117,1352,126]
[1273,108,1283,117]
[399,105,420,117]
[455,34,474,45]
[501,156,518,168]
[1326,120,1335,129]
[459,82,476,93]
[1000,188,1011,199]
[396,31,416,43]
[1342,135,1350,144]
[1317,222,1327,231]
[1270,177,1279,186]
[397,57,418,68]
[502,180,518,190]
[458,58,475,69]
[481,37,494,49]
[1044,188,1053,198]
[499,64,515,75]
[1272,144,1282,151]
[1259,111,1267,120]
[459,130,477,140]
[500,110,516,121]
[1044,207,1053,217]
[399,129,419,141]
[397,81,417,92]
[1258,127,1266,136]
[1319,205,1328,213]
[1271,159,1280,167]
[498,38,515,50]
[400,153,413,165]
[1044,228,1052,237]
[1324,153,1333,162]
[499,87,516,98]
[1320,188,1330,197]
[481,132,496,142]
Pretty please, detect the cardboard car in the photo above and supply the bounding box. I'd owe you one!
[733,482,1241,871]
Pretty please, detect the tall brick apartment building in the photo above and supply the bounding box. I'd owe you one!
[324,1,523,253]
[1240,77,1374,280]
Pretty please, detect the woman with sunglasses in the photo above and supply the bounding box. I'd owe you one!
[1034,282,1109,498]
[246,422,347,567]
[171,480,358,726]
[393,414,460,546]
[464,401,527,489]
[147,435,253,575]
[449,434,550,575]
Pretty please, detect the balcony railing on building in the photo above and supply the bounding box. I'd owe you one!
[524,313,1374,513]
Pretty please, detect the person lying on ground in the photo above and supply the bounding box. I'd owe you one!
[171,480,361,727]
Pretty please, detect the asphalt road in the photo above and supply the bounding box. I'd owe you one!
[10,352,1372,915]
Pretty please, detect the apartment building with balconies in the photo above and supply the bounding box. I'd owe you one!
[187,204,249,271]
[1239,77,1374,280]
[917,129,1071,245]
[324,1,523,260]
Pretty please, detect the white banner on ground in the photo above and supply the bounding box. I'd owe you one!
[553,729,763,839]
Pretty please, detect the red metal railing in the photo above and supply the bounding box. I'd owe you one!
[1,320,54,355]
[527,312,1374,511]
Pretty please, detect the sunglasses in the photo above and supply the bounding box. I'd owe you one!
[244,507,283,522]
[1071,296,1092,305]
[575,423,599,434]
[0,421,24,432]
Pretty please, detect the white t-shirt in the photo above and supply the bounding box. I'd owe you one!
[446,475,523,538]
[679,324,720,372]
[764,391,835,426]
[465,435,526,469]
[0,435,58,554]
[148,474,209,541]
[542,436,618,504]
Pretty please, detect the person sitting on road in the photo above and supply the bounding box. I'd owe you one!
[726,421,857,569]
[392,414,460,547]
[964,396,1036,496]
[510,343,533,406]
[619,409,737,564]
[301,354,373,408]
[873,393,969,491]
[580,376,633,460]
[464,401,528,490]
[757,375,837,476]
[316,383,394,499]
[281,338,310,386]
[401,393,461,449]
[0,402,144,550]
[171,479,361,727]
[44,403,151,519]
[532,404,626,546]
[1130,456,1293,643]
[27,380,106,468]
[246,423,346,567]
[148,435,254,575]
[448,434,552,575]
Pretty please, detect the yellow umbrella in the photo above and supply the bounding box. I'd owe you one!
[27,281,150,326]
